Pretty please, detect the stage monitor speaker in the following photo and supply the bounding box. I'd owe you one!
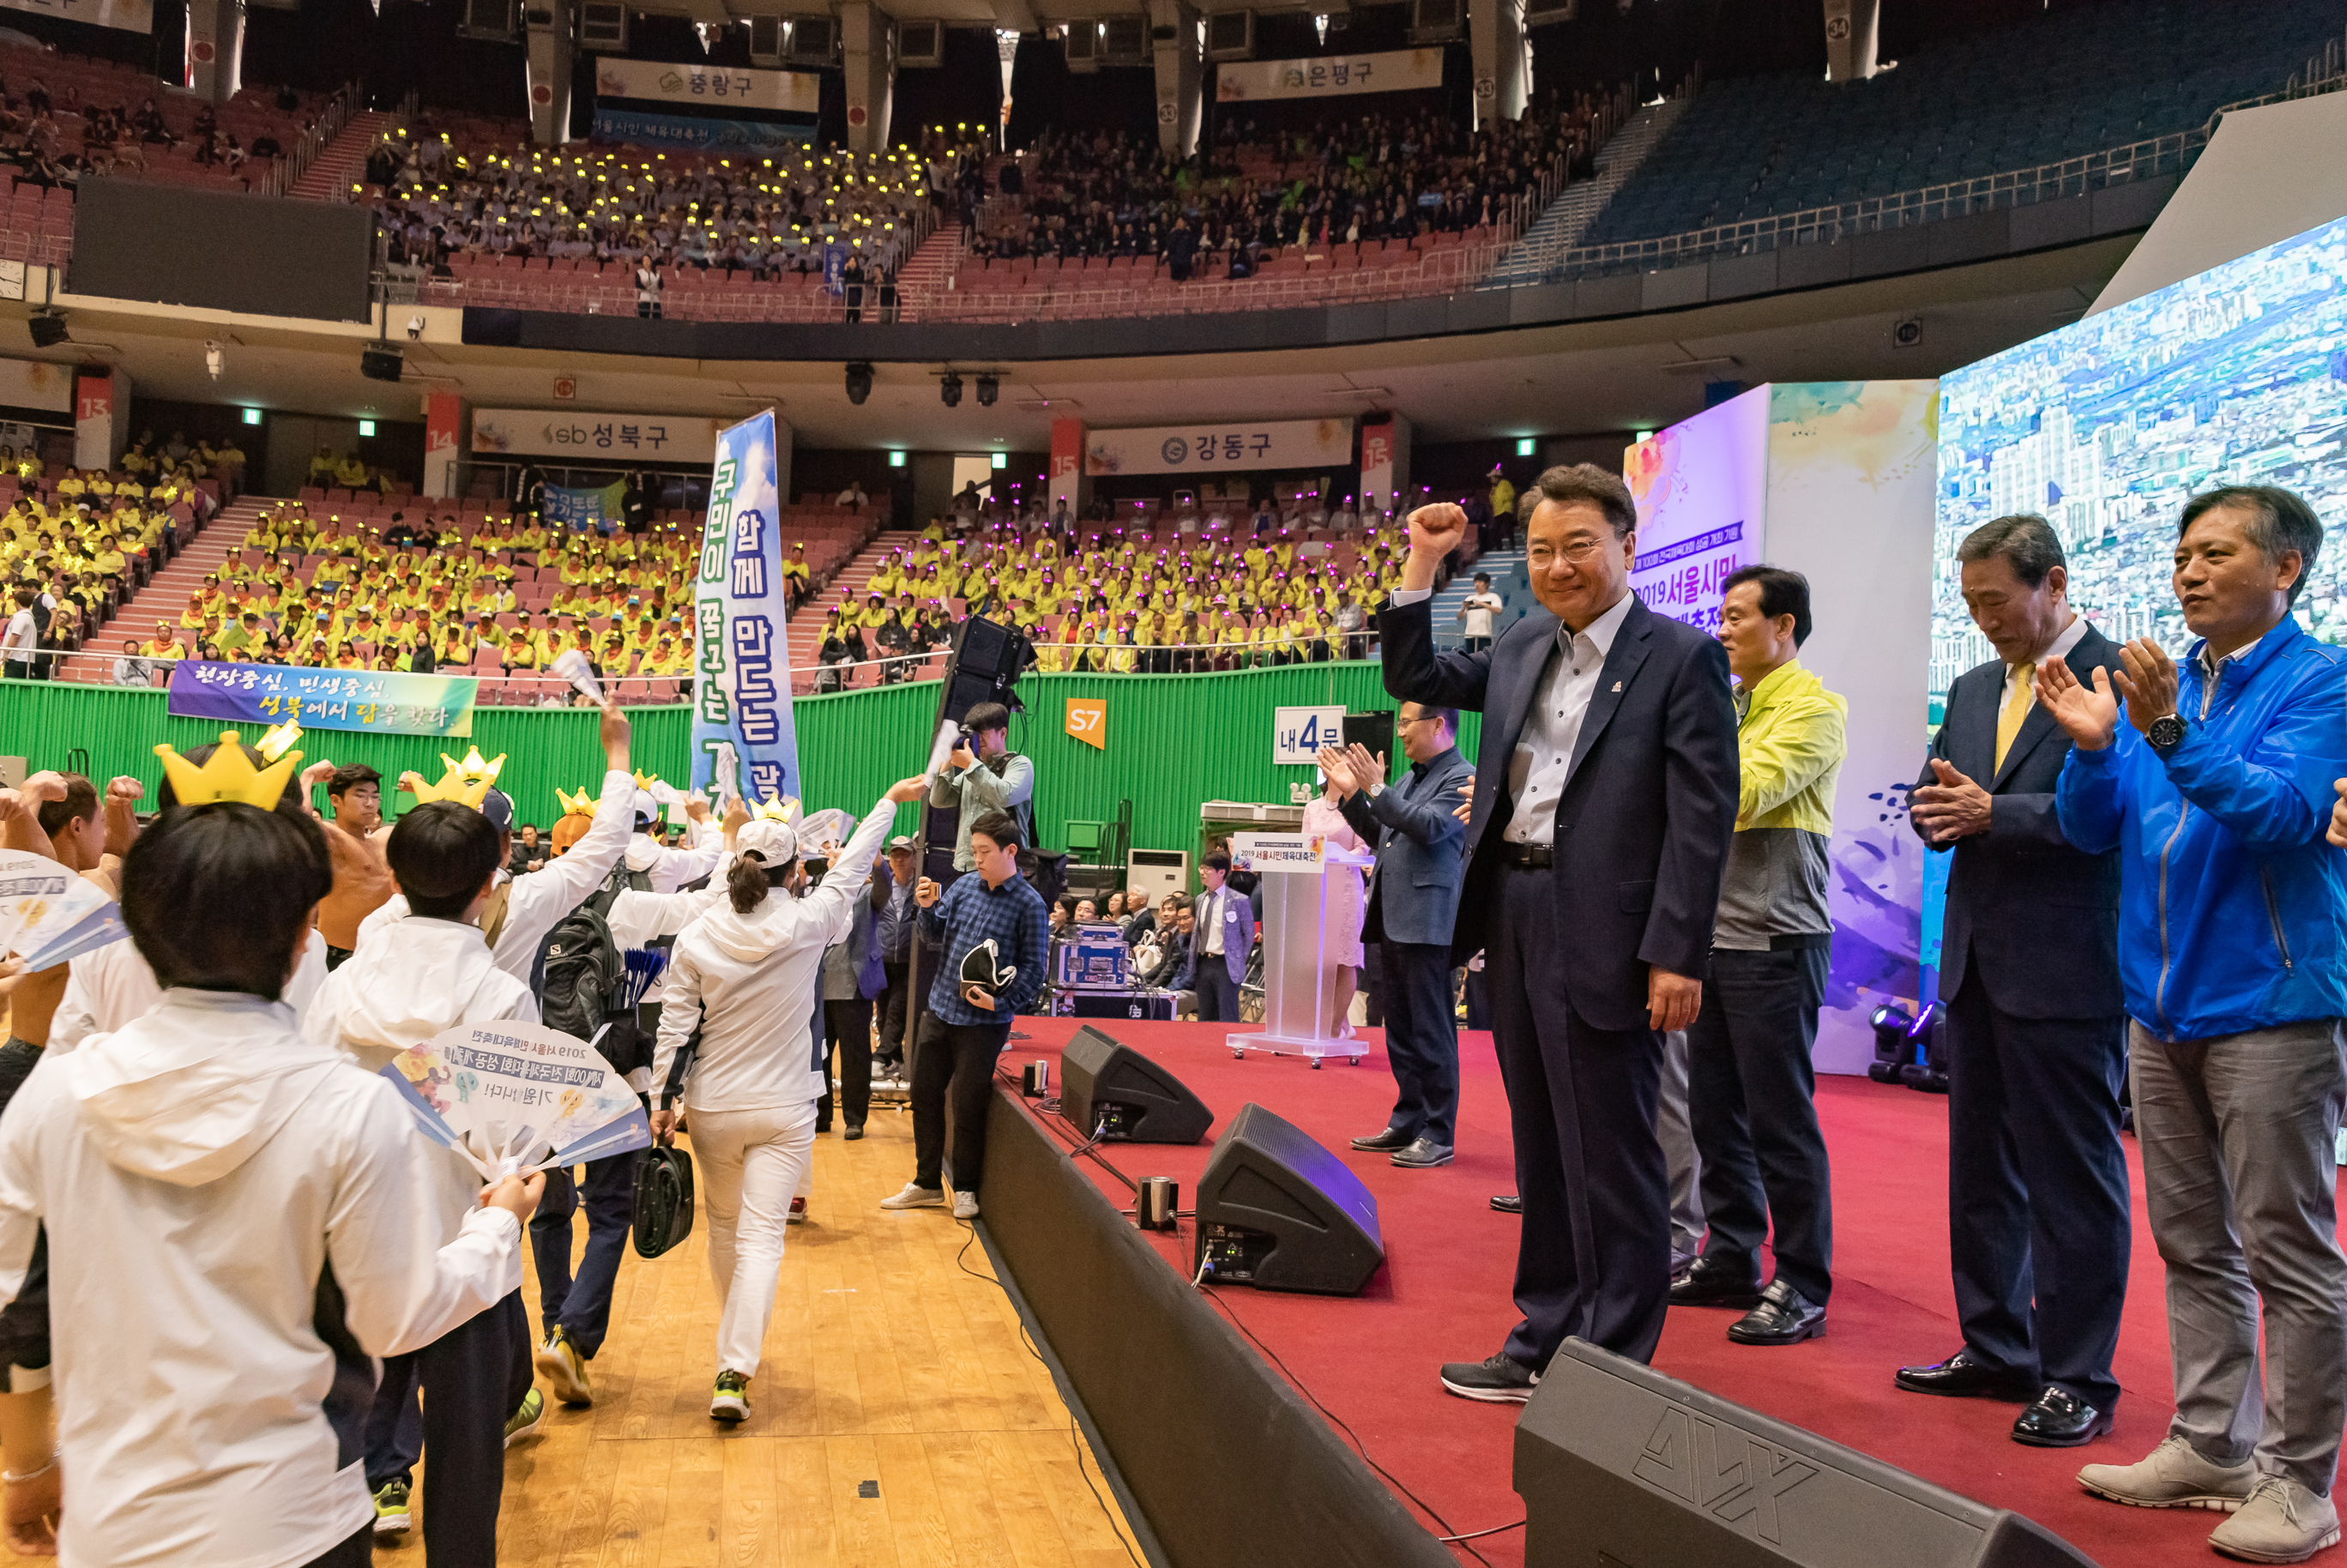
[1518,1340,2098,1568]
[1060,1026,1213,1143]
[1341,710,1393,764]
[1194,1102,1384,1295]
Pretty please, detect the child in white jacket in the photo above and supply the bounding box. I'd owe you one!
[0,799,539,1568]
[305,799,544,1558]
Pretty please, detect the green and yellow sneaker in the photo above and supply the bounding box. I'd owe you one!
[503,1387,546,1448]
[710,1370,751,1423]
[371,1478,412,1535]
[535,1325,593,1407]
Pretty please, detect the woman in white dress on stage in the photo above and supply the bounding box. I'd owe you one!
[1301,774,1366,1035]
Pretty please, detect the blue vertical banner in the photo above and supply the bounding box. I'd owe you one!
[691,411,799,809]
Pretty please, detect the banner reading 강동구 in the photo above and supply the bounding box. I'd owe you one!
[691,411,801,809]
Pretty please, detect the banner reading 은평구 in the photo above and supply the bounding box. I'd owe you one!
[691,411,800,810]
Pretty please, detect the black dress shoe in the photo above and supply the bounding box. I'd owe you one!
[1726,1280,1826,1346]
[1668,1254,1763,1308]
[1350,1126,1415,1153]
[1893,1348,2040,1401]
[1391,1136,1454,1168]
[2011,1386,2114,1448]
[1491,1194,1522,1214]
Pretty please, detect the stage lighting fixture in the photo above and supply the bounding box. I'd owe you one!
[975,373,999,407]
[1893,317,1923,348]
[27,313,65,348]
[939,372,962,408]
[844,360,873,404]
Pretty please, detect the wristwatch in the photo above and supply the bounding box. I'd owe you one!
[2147,713,2187,755]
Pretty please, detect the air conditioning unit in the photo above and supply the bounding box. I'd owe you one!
[1408,0,1461,42]
[1523,0,1578,22]
[578,0,626,49]
[1063,20,1100,70]
[456,0,515,41]
[1101,13,1148,61]
[785,14,840,63]
[748,13,784,63]
[897,18,943,66]
[1204,9,1252,59]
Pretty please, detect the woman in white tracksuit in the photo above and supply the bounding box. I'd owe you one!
[649,773,922,1422]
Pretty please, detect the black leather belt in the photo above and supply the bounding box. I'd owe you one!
[1497,841,1554,868]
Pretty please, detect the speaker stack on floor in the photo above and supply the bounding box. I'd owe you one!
[1060,1025,1216,1143]
[1517,1341,2098,1567]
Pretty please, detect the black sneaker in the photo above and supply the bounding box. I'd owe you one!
[1439,1353,1540,1403]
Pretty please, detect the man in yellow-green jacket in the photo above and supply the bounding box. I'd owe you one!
[1668,565,1848,1351]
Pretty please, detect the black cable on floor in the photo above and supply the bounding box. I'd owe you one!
[953,1215,1146,1568]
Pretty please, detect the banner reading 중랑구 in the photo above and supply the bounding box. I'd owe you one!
[168,662,480,738]
[690,412,800,809]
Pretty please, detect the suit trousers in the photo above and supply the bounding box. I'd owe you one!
[819,997,873,1129]
[1945,973,2131,1411]
[913,1013,1012,1196]
[877,960,912,1060]
[1487,860,1670,1367]
[1195,960,1242,1022]
[691,1099,820,1378]
[1656,1029,1705,1266]
[2131,1018,2347,1493]
[363,1291,533,1568]
[1376,938,1459,1145]
[528,1148,643,1358]
[1687,945,1834,1305]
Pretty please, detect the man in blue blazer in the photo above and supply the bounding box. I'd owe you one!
[1190,850,1254,1022]
[1320,704,1477,1168]
[1898,513,2131,1450]
[1382,465,1739,1399]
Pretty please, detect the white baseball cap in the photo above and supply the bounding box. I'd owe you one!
[736,818,799,865]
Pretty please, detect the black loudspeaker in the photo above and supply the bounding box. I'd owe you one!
[1518,1341,2097,1568]
[1341,710,1393,763]
[1194,1102,1384,1295]
[1061,1026,1213,1143]
[359,347,404,383]
[27,314,66,348]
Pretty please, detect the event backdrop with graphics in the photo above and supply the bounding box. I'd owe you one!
[1934,210,2347,703]
[1628,382,1940,1074]
[690,412,801,809]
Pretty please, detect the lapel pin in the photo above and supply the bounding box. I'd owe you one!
[1611,681,1623,693]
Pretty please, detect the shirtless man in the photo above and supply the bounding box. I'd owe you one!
[307,762,395,968]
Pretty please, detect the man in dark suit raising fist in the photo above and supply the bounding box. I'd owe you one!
[1898,513,2131,1450]
[1381,464,1739,1401]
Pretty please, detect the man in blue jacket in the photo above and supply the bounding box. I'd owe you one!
[2039,485,2347,1566]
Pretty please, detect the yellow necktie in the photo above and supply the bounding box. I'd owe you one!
[1994,664,2035,771]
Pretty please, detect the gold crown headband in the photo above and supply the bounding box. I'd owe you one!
[756,793,798,823]
[256,720,303,763]
[154,729,303,809]
[554,785,597,817]
[408,745,507,808]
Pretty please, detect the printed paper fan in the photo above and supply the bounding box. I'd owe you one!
[0,851,126,973]
[381,1020,651,1180]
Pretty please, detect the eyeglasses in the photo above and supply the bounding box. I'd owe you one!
[1526,537,1614,564]
[1397,714,1441,729]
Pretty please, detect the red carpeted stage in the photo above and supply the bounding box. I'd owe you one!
[980,1015,2265,1568]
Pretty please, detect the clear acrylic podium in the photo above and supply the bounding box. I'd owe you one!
[1224,831,1374,1066]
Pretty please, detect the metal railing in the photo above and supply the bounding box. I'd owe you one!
[1481,66,2347,287]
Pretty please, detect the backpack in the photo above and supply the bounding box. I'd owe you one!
[533,865,652,1074]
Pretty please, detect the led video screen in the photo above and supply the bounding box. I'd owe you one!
[69,179,377,325]
[1933,212,2347,701]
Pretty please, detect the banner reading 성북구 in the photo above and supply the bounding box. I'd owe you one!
[691,411,800,809]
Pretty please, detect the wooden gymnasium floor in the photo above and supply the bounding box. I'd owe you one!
[441,1101,1147,1568]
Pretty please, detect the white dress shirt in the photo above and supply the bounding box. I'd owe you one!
[1197,884,1225,956]
[1393,584,1635,847]
[2003,612,2090,707]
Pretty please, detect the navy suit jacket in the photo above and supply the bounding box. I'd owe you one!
[1336,743,1475,948]
[1380,593,1739,1031]
[1916,624,2123,1020]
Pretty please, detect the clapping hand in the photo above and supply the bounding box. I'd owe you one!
[1313,745,1357,794]
[1453,781,1474,823]
[1910,758,1992,844]
[2035,655,2121,752]
[1339,743,1385,791]
[2111,638,2181,738]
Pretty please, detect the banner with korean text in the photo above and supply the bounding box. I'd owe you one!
[0,0,152,32]
[167,662,479,738]
[1213,49,1442,104]
[690,411,800,810]
[1085,418,1353,478]
[593,57,823,116]
[472,408,717,466]
[543,479,626,534]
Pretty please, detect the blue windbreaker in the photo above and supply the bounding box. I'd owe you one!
[2055,615,2347,1043]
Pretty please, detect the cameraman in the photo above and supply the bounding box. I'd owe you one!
[926,702,1035,871]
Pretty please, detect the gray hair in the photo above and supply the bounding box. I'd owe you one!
[2180,485,2323,606]
[1955,514,2065,589]
[1531,463,1637,539]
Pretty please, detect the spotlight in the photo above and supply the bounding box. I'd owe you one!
[203,340,223,381]
[975,374,999,407]
[406,314,425,340]
[27,312,65,348]
[939,372,962,408]
[844,360,873,405]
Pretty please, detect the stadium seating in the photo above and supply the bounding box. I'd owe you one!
[1579,0,2343,251]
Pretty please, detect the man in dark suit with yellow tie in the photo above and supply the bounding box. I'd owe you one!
[1901,513,2130,1449]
